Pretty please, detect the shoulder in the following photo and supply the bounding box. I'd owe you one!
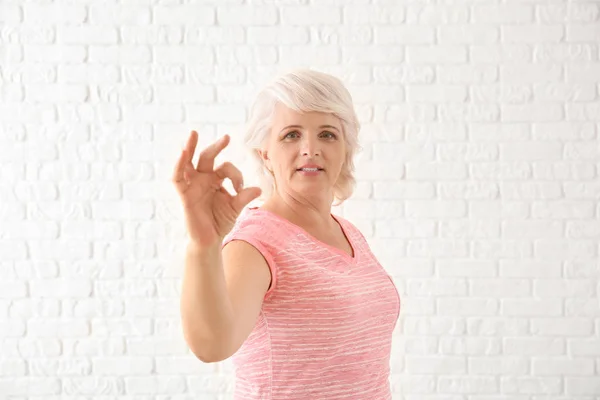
[223,207,285,247]
[223,208,287,252]
[333,213,364,238]
[333,213,375,253]
[222,207,281,299]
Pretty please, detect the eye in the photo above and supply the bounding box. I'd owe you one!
[321,131,337,139]
[283,130,300,139]
[283,130,337,140]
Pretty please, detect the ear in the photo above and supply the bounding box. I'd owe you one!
[258,149,268,161]
[258,149,272,172]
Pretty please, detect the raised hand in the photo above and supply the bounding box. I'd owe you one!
[172,131,262,247]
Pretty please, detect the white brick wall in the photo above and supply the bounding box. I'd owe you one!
[0,0,599,399]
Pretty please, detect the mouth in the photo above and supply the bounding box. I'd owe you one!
[296,168,324,172]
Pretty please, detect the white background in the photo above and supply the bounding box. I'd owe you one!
[0,0,599,399]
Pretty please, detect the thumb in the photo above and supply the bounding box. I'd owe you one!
[232,187,262,213]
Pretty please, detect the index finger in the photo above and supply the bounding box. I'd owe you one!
[196,134,230,172]
[172,130,198,183]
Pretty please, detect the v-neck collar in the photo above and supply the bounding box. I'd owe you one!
[248,207,357,262]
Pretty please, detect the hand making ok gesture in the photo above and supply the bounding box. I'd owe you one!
[172,131,262,247]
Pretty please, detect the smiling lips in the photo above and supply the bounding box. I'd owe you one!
[296,164,324,176]
[297,164,324,172]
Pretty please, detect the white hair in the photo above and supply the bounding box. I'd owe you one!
[243,69,362,206]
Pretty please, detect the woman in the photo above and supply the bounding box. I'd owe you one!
[172,69,400,399]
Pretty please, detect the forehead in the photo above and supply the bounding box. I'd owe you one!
[271,103,341,128]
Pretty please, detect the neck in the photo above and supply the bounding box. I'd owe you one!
[262,190,335,232]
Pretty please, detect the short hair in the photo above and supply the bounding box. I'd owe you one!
[243,69,362,206]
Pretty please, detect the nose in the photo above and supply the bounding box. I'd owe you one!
[301,135,320,157]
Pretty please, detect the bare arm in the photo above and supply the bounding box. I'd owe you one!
[180,239,271,363]
[173,130,265,363]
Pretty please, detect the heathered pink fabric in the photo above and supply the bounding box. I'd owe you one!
[222,207,401,400]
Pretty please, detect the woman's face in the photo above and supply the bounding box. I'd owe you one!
[260,103,346,200]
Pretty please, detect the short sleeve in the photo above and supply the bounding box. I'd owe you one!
[222,229,278,300]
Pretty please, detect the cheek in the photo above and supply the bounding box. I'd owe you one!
[333,157,347,176]
[278,149,297,166]
[330,147,346,166]
[271,151,295,173]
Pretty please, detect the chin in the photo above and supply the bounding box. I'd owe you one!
[295,184,332,194]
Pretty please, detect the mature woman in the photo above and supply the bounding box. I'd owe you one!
[172,69,400,399]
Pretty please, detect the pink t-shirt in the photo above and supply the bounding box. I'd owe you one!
[222,207,401,400]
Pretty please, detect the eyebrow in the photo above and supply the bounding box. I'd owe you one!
[279,125,340,134]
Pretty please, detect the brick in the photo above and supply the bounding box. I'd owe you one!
[281,6,340,24]
[247,27,308,45]
[437,143,498,161]
[504,338,565,356]
[472,5,534,23]
[565,377,600,396]
[0,26,55,44]
[501,376,562,394]
[437,375,498,393]
[469,356,529,375]
[503,25,565,43]
[567,24,600,42]
[24,45,86,63]
[154,5,215,25]
[62,377,123,395]
[375,26,435,44]
[472,279,530,298]
[438,25,499,44]
[407,85,467,103]
[470,44,532,63]
[407,45,467,64]
[438,66,498,84]
[538,4,600,24]
[216,45,278,65]
[89,5,151,25]
[406,356,466,374]
[532,318,593,336]
[312,26,373,46]
[217,6,277,25]
[345,5,404,24]
[502,299,563,317]
[58,26,118,45]
[343,45,404,64]
[281,45,341,65]
[23,4,86,24]
[121,26,183,45]
[405,5,468,24]
[0,378,61,396]
[93,357,153,375]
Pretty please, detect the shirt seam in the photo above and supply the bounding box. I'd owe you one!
[262,309,274,400]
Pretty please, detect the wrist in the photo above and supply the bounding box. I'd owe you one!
[186,240,221,258]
